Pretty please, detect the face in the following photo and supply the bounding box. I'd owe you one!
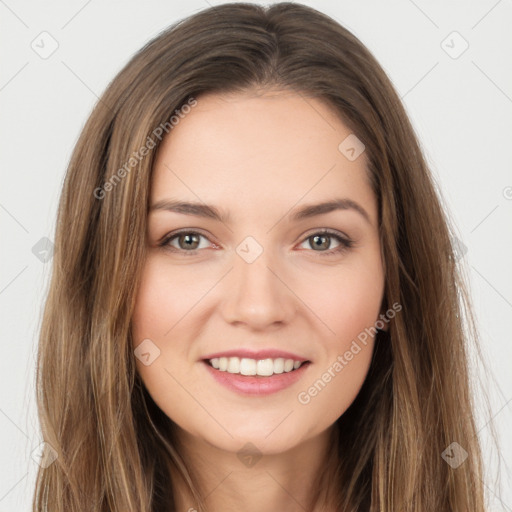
[131,89,385,455]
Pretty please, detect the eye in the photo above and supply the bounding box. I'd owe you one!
[298,229,354,257]
[159,229,354,257]
[159,230,213,254]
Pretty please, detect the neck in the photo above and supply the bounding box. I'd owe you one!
[168,425,340,512]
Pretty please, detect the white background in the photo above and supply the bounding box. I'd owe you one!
[1,0,511,509]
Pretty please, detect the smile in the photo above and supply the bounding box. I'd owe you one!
[203,358,311,396]
[208,356,306,376]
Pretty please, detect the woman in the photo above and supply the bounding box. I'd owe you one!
[33,2,486,511]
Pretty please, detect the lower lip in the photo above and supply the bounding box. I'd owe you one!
[203,361,311,396]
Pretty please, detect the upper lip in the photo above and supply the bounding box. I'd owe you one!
[202,349,310,362]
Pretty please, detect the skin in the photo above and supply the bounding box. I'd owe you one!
[131,88,386,511]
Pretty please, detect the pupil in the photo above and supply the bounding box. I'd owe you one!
[312,235,329,250]
[181,234,199,250]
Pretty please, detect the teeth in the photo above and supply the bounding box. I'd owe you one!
[208,357,305,376]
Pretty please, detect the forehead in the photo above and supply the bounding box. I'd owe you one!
[150,90,376,224]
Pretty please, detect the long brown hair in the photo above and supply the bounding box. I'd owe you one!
[33,2,486,510]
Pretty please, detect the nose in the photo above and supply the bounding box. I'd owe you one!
[219,244,297,330]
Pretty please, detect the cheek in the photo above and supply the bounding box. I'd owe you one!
[303,253,384,344]
[131,255,208,342]
[132,256,162,337]
[294,254,383,420]
[130,258,198,424]
[296,285,379,428]
[130,253,220,375]
[297,343,374,433]
[130,257,182,374]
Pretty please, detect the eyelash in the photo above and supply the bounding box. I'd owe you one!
[158,229,354,258]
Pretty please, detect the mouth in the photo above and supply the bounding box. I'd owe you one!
[203,356,311,377]
[202,356,312,396]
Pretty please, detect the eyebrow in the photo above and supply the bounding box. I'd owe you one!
[149,198,371,225]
